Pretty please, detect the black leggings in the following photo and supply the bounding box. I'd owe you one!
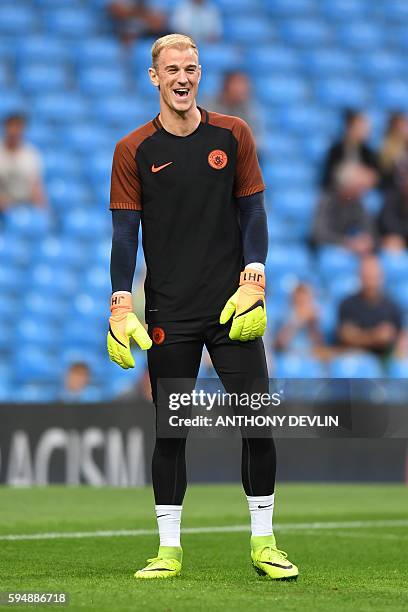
[148,317,276,505]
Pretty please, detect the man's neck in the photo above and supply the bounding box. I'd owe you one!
[159,104,201,137]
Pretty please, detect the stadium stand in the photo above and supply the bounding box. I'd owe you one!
[1,0,408,401]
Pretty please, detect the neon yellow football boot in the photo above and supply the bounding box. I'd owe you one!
[251,535,298,581]
[134,546,182,579]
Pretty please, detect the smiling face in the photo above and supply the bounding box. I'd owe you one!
[149,45,201,115]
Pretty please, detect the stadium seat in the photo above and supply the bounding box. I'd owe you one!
[16,317,59,350]
[0,63,9,88]
[199,43,242,72]
[13,384,60,403]
[224,17,274,45]
[18,63,69,93]
[62,124,112,153]
[34,236,87,269]
[4,206,52,240]
[318,247,360,282]
[279,19,332,47]
[265,0,315,17]
[44,9,96,38]
[375,80,408,111]
[43,150,81,180]
[301,49,355,76]
[274,353,326,378]
[327,273,360,302]
[62,209,110,239]
[329,352,383,378]
[93,96,148,128]
[47,179,92,211]
[267,245,312,276]
[315,78,369,108]
[244,45,299,73]
[75,38,123,67]
[29,263,78,296]
[274,105,338,136]
[336,22,384,50]
[263,160,314,188]
[33,93,88,123]
[321,0,368,21]
[0,265,24,293]
[0,5,37,35]
[17,36,70,64]
[255,76,309,106]
[14,347,61,384]
[357,52,405,80]
[380,250,408,284]
[0,234,31,266]
[78,67,129,96]
[381,0,408,21]
[0,90,26,120]
[23,291,68,323]
[388,358,408,378]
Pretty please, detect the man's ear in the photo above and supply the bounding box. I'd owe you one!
[148,67,159,88]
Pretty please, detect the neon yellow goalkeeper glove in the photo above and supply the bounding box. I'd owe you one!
[220,268,267,341]
[107,291,152,368]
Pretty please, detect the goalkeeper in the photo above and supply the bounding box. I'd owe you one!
[108,33,298,581]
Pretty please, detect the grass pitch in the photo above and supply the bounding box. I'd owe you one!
[0,484,407,611]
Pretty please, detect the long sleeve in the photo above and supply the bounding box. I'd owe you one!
[237,191,268,265]
[110,209,141,293]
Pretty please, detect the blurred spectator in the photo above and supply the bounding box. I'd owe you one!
[171,0,222,42]
[108,1,167,45]
[274,283,324,355]
[321,109,379,190]
[61,362,91,402]
[378,156,408,250]
[0,114,46,210]
[379,112,408,190]
[313,162,376,256]
[337,256,403,357]
[209,71,264,144]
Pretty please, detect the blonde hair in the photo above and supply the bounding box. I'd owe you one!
[151,33,198,70]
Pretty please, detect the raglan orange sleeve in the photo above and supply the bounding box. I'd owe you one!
[110,140,142,211]
[233,118,265,198]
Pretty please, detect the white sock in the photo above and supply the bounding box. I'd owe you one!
[155,505,182,547]
[246,494,274,537]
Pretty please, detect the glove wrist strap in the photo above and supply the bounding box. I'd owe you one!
[110,291,132,314]
[239,269,265,289]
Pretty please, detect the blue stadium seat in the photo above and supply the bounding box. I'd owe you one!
[199,43,242,72]
[23,291,68,322]
[224,17,274,45]
[270,189,317,229]
[62,124,112,153]
[327,273,360,302]
[388,358,408,378]
[29,263,78,296]
[381,1,408,21]
[4,206,52,240]
[302,133,331,163]
[218,0,263,15]
[18,63,69,93]
[375,80,408,111]
[255,76,308,105]
[17,36,70,64]
[318,246,359,282]
[265,0,315,17]
[0,5,37,35]
[274,353,326,378]
[44,9,96,38]
[279,19,332,47]
[301,49,355,76]
[260,133,300,159]
[43,150,81,180]
[380,250,408,284]
[93,96,148,127]
[0,265,24,293]
[16,317,59,350]
[14,347,61,383]
[315,78,368,108]
[357,52,405,80]
[13,385,60,403]
[390,282,408,312]
[34,236,87,268]
[245,45,299,73]
[274,105,338,136]
[329,352,383,378]
[263,160,314,188]
[75,38,123,67]
[267,245,312,276]
[79,67,128,96]
[131,38,156,70]
[0,234,31,266]
[336,22,384,50]
[33,93,88,123]
[81,265,111,296]
[26,122,58,148]
[0,91,26,120]
[47,178,92,211]
[321,0,368,20]
[62,209,110,239]
[0,63,9,87]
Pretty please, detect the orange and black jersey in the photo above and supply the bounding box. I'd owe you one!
[110,108,265,323]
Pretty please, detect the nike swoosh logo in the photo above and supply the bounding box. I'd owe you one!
[156,514,170,519]
[151,161,173,173]
[263,561,293,570]
[258,504,273,509]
